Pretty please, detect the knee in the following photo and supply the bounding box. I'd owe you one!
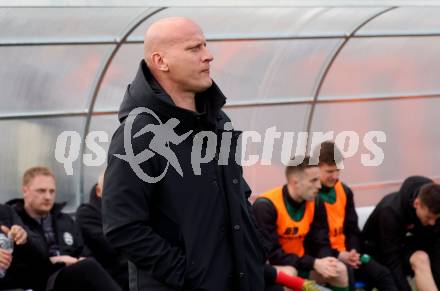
[75,257,101,270]
[335,261,348,276]
[410,251,430,270]
[335,261,348,285]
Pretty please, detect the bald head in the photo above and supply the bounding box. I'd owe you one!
[144,17,203,66]
[141,17,214,100]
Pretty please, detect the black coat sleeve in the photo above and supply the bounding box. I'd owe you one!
[306,199,334,259]
[0,204,23,227]
[342,185,362,252]
[102,123,187,288]
[264,264,277,285]
[0,205,53,290]
[0,205,48,261]
[252,199,316,271]
[376,208,412,291]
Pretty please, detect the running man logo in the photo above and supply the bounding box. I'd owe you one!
[115,107,192,183]
[54,108,387,176]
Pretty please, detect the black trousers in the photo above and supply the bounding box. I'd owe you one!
[264,285,284,291]
[349,259,398,291]
[128,261,177,291]
[50,258,122,291]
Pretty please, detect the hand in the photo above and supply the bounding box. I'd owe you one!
[313,257,339,278]
[338,249,360,269]
[274,265,298,277]
[50,255,79,266]
[1,225,27,245]
[0,248,12,270]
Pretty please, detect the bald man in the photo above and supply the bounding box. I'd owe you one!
[102,18,266,291]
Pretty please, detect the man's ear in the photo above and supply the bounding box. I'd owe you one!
[151,52,169,72]
[288,174,299,188]
[96,184,102,198]
[413,197,420,208]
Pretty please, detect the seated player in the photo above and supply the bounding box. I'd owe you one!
[363,176,440,291]
[313,141,397,290]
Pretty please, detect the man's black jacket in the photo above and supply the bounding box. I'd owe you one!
[362,176,440,291]
[76,185,129,290]
[102,60,266,291]
[6,199,87,291]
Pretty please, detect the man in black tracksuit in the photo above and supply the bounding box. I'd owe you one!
[76,178,129,291]
[102,17,265,291]
[362,176,440,291]
[7,166,122,291]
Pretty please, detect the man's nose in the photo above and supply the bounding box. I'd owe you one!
[203,47,214,62]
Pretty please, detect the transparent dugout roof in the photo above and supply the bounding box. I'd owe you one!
[357,7,440,36]
[128,7,387,40]
[1,6,440,208]
[0,7,146,44]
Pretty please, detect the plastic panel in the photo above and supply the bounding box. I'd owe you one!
[0,7,145,43]
[319,37,440,100]
[82,114,120,198]
[357,7,440,36]
[128,7,386,40]
[225,104,311,198]
[0,45,113,114]
[0,117,85,210]
[309,97,440,206]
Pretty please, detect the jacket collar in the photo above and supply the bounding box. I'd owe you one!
[7,198,66,219]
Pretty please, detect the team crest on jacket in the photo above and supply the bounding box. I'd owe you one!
[63,232,74,246]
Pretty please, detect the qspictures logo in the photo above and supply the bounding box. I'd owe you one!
[55,107,386,183]
[114,107,192,183]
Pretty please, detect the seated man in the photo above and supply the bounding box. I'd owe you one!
[313,141,397,290]
[7,166,122,291]
[253,156,349,291]
[76,171,129,291]
[363,176,440,291]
